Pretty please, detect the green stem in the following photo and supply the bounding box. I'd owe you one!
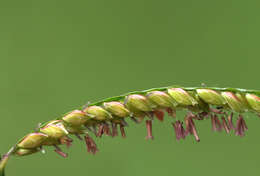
[87,86,260,107]
[0,147,15,176]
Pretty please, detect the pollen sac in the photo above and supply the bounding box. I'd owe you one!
[196,89,225,106]
[62,110,89,126]
[15,148,39,156]
[146,91,177,108]
[17,133,48,149]
[221,92,245,113]
[40,121,69,139]
[125,94,153,113]
[103,102,130,118]
[167,88,198,106]
[245,93,260,113]
[83,106,112,121]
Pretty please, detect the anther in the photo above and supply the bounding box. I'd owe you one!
[97,124,104,137]
[221,116,230,133]
[145,120,154,140]
[84,134,98,154]
[111,123,118,137]
[54,145,68,158]
[119,124,126,138]
[227,112,235,130]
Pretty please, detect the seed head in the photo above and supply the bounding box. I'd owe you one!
[17,133,48,149]
[103,102,130,118]
[83,106,112,121]
[196,89,225,106]
[167,88,198,106]
[62,110,89,126]
[245,93,260,113]
[146,91,177,108]
[221,92,245,113]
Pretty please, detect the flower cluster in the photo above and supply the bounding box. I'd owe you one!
[1,86,260,175]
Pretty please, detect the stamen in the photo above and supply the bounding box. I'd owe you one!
[185,117,193,136]
[188,117,200,142]
[221,116,230,133]
[240,115,248,131]
[211,115,217,131]
[84,134,98,154]
[235,115,248,137]
[111,123,118,137]
[153,109,164,122]
[120,124,126,138]
[172,122,180,140]
[145,120,154,140]
[54,145,68,158]
[228,112,235,130]
[103,123,111,136]
[214,115,222,131]
[97,124,104,137]
[176,120,185,139]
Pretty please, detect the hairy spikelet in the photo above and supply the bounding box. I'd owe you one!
[1,85,260,175]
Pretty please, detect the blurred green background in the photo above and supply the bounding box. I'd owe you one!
[0,0,259,175]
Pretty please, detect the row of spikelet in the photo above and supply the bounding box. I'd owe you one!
[13,88,260,157]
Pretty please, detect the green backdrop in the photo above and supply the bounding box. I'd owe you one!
[0,0,259,175]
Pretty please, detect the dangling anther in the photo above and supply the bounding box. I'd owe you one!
[235,115,248,137]
[97,124,104,137]
[111,123,118,137]
[145,120,154,140]
[103,123,111,136]
[119,124,126,138]
[172,121,185,140]
[227,112,235,130]
[221,116,230,133]
[188,117,200,142]
[211,114,217,131]
[54,145,68,158]
[214,115,223,131]
[84,133,98,154]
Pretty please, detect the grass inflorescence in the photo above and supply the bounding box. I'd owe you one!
[1,85,260,175]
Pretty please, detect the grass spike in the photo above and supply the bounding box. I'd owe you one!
[1,85,260,175]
